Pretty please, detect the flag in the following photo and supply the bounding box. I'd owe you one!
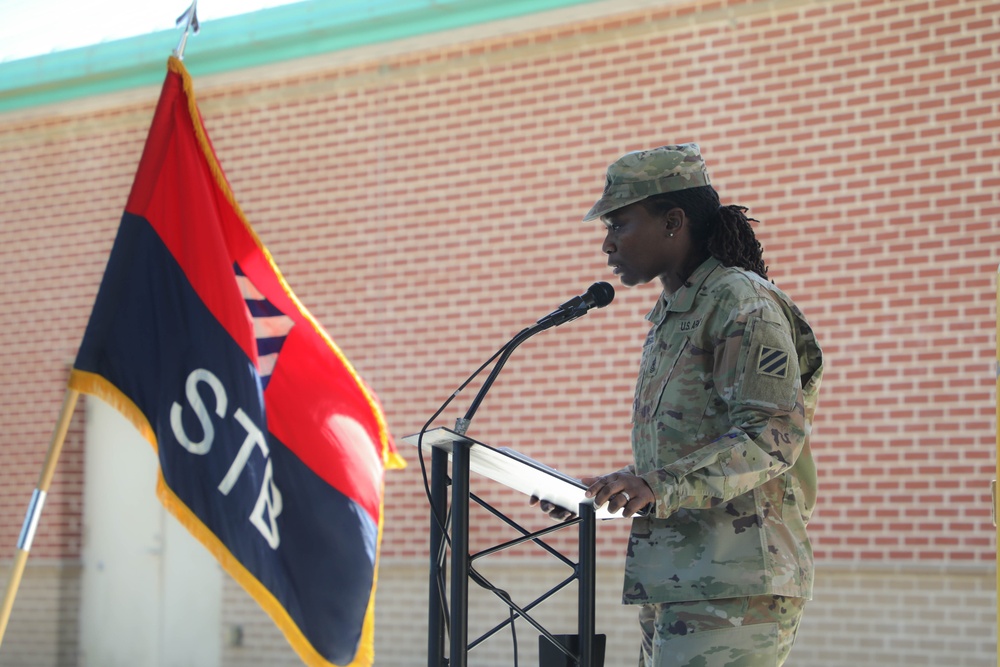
[68,56,405,667]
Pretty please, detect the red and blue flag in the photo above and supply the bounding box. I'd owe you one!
[69,56,405,667]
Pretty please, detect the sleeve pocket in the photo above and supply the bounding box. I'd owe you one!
[736,318,799,412]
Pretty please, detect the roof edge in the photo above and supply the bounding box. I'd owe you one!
[0,0,599,114]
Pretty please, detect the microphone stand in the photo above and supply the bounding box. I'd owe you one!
[453,319,555,437]
[454,293,598,436]
[441,308,588,667]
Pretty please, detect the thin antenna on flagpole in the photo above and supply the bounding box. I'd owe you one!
[173,0,200,60]
[0,389,80,649]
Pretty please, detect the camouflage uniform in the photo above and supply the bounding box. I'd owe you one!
[625,256,823,605]
[583,145,824,666]
[627,258,822,666]
[637,595,807,666]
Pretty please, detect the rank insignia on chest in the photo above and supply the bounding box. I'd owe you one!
[757,346,789,378]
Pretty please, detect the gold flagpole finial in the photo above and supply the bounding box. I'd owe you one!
[173,1,200,60]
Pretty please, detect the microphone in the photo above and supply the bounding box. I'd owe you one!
[536,282,615,327]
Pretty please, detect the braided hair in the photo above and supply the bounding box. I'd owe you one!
[641,185,768,280]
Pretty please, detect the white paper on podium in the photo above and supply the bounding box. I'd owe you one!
[404,427,630,520]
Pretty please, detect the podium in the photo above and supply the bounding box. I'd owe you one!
[404,427,628,667]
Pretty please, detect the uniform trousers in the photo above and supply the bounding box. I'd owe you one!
[637,595,806,667]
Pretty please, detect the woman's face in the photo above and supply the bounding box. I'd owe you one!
[601,201,681,288]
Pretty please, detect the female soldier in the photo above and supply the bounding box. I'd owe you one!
[539,144,823,666]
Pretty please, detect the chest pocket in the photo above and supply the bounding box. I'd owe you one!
[633,334,683,424]
[633,334,714,438]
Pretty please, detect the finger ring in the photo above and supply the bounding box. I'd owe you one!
[620,491,631,502]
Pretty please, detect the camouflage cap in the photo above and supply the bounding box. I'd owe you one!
[582,143,711,221]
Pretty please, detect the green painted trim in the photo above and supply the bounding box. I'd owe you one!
[0,0,600,114]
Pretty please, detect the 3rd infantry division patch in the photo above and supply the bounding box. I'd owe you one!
[757,346,789,379]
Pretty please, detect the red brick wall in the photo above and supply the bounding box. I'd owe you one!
[1,113,149,561]
[1,0,996,583]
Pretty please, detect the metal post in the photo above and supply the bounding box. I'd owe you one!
[578,503,596,667]
[449,440,471,667]
[427,446,448,666]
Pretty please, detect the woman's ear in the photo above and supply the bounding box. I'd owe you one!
[663,207,686,236]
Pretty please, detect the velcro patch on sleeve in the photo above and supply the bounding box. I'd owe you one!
[757,346,789,379]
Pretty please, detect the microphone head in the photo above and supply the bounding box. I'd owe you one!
[587,281,615,308]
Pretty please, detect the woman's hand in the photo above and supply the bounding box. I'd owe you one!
[581,472,655,516]
[528,495,576,521]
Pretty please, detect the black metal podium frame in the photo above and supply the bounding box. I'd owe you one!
[407,428,627,667]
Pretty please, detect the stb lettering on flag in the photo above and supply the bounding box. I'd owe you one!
[69,56,405,667]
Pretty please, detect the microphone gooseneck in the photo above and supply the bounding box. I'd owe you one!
[456,282,615,434]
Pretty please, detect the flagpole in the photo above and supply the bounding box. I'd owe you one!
[0,388,80,648]
[173,0,200,60]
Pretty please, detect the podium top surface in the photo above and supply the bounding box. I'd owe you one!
[403,427,630,520]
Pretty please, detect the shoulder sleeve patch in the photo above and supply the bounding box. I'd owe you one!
[757,346,789,379]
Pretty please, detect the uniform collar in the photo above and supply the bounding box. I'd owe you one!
[646,256,724,324]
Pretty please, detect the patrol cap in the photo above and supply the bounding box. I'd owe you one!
[582,143,711,222]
